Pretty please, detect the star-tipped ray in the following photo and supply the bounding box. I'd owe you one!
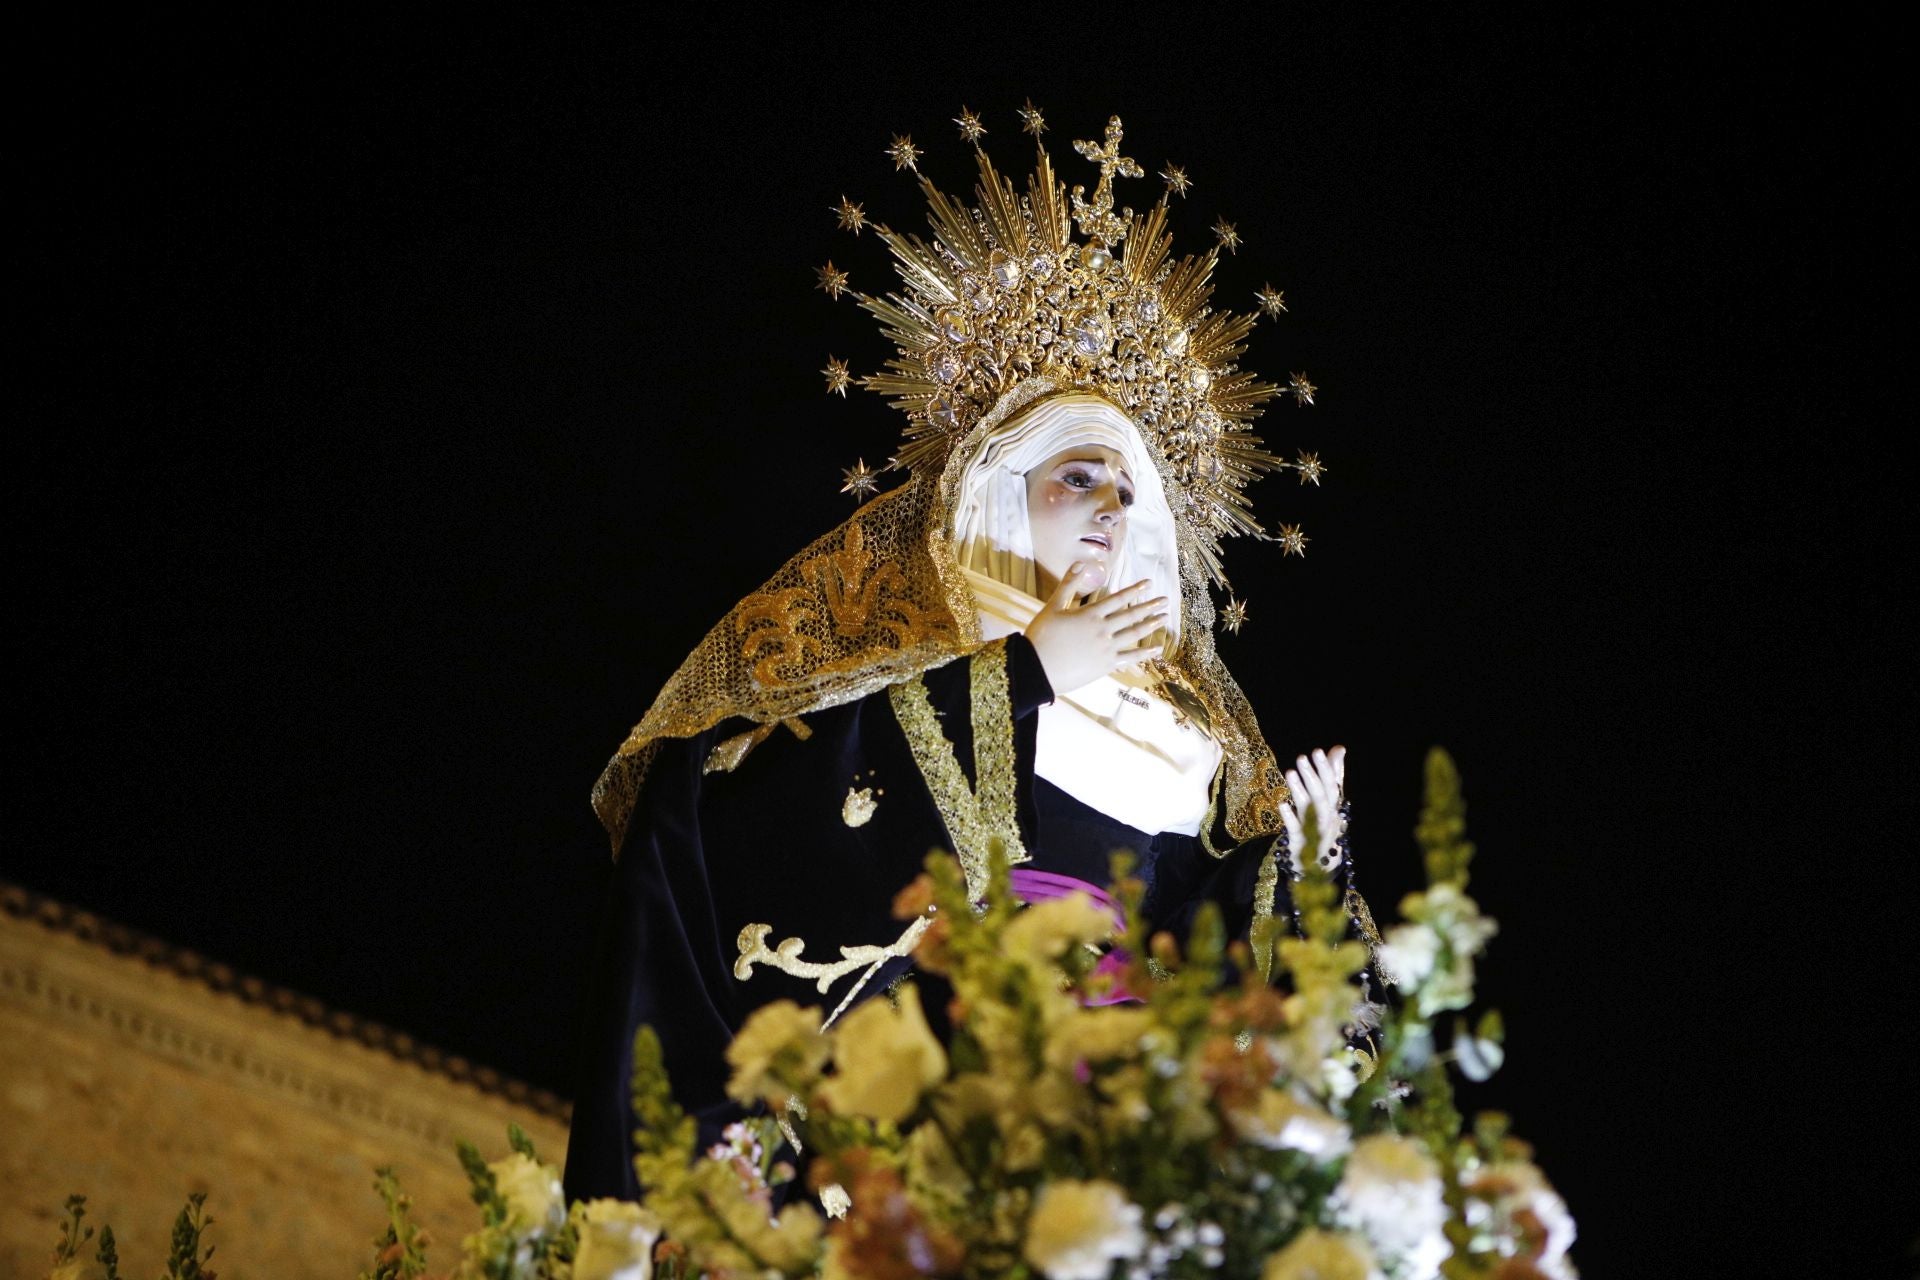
[822,356,853,397]
[1288,372,1317,406]
[840,458,880,500]
[815,261,851,300]
[886,134,923,173]
[954,106,987,144]
[832,196,869,236]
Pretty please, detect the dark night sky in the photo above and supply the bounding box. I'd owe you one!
[9,11,1911,1277]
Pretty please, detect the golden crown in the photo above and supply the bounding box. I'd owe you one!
[819,104,1322,594]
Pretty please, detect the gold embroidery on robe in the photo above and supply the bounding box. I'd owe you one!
[734,916,934,1027]
[887,641,1029,900]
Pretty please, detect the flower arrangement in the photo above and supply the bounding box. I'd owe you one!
[38,750,1574,1280]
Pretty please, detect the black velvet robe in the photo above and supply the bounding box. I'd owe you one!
[563,634,1276,1202]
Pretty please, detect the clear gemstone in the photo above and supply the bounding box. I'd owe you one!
[933,352,962,384]
[1029,253,1055,280]
[989,249,1022,290]
[1165,328,1190,357]
[1071,311,1110,357]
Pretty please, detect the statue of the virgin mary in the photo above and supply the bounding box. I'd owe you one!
[565,110,1381,1201]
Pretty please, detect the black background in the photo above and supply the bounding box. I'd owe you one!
[10,10,1912,1277]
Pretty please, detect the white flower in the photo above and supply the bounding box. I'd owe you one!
[1023,1179,1148,1280]
[570,1198,661,1280]
[1260,1228,1380,1280]
[1229,1089,1352,1158]
[1471,1160,1578,1279]
[1333,1134,1449,1280]
[1377,923,1439,989]
[489,1152,565,1240]
[819,1181,852,1219]
[724,999,829,1106]
[818,983,947,1124]
[1323,1047,1365,1103]
[1386,886,1498,1015]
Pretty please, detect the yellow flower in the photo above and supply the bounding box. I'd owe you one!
[1002,1120,1048,1171]
[1002,893,1114,972]
[939,1072,1017,1124]
[569,1198,662,1280]
[724,1000,829,1107]
[1227,1089,1352,1158]
[488,1151,565,1240]
[1043,1006,1157,1070]
[819,983,947,1124]
[1028,1070,1086,1128]
[1260,1228,1379,1280]
[1023,1179,1148,1280]
[904,1123,972,1203]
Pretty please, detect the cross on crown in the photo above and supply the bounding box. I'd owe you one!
[1070,115,1145,248]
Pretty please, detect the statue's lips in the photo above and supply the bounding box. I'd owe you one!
[1080,534,1112,551]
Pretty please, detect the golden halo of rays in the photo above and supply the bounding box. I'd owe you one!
[813,107,1324,590]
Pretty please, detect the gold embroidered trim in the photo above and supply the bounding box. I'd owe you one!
[841,786,879,827]
[1345,886,1390,982]
[734,916,934,1027]
[704,725,775,774]
[887,641,1029,899]
[1199,767,1228,858]
[1252,838,1282,981]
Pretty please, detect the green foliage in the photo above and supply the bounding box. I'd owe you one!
[161,1192,215,1280]
[629,1024,698,1169]
[1416,747,1475,889]
[51,1194,93,1265]
[358,1166,430,1280]
[97,1224,120,1280]
[456,1138,508,1225]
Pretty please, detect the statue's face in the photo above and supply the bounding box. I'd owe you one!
[1024,445,1134,596]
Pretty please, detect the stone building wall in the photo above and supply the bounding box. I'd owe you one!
[0,886,571,1280]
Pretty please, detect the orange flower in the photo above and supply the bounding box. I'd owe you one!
[891,874,936,920]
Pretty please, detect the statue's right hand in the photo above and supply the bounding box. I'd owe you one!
[1024,563,1168,695]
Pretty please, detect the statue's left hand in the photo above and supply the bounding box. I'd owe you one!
[1281,746,1347,875]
